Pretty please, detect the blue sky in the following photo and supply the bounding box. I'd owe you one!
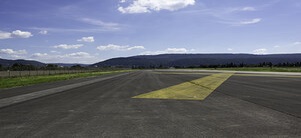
[0,0,301,64]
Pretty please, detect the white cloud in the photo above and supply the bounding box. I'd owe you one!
[97,44,145,51]
[241,7,256,11]
[31,53,48,57]
[253,48,267,54]
[127,46,145,50]
[50,50,59,53]
[165,48,188,53]
[0,49,27,59]
[140,51,161,55]
[54,44,83,49]
[220,18,262,26]
[293,42,301,45]
[118,0,196,14]
[227,6,256,13]
[187,6,260,26]
[80,18,120,30]
[31,27,119,33]
[0,30,33,39]
[39,30,48,35]
[0,49,27,55]
[77,36,94,42]
[64,52,91,58]
[118,4,149,13]
[274,45,280,48]
[30,53,53,61]
[11,30,33,38]
[227,48,233,51]
[140,47,191,55]
[0,31,12,39]
[239,18,261,25]
[10,55,23,59]
[30,52,97,64]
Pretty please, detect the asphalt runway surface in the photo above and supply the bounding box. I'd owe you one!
[0,70,300,137]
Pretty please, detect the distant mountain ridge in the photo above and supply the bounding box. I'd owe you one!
[0,58,88,67]
[92,54,301,67]
[52,63,90,67]
[2,54,301,68]
[0,58,45,67]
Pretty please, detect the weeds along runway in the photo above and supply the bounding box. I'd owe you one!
[0,70,300,137]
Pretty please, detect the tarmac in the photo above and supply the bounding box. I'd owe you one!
[0,70,300,137]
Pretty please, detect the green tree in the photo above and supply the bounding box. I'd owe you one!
[46,64,58,70]
[70,65,83,69]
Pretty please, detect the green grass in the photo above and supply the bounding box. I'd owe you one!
[0,70,131,89]
[206,67,301,72]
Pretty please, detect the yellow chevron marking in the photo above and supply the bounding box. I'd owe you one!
[133,73,233,100]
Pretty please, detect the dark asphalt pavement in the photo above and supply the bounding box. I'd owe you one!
[0,70,300,137]
[0,72,128,99]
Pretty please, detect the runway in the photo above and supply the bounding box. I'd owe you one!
[0,70,300,137]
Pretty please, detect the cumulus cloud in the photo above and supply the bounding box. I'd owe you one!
[97,44,145,51]
[54,44,83,49]
[30,53,52,61]
[118,0,196,14]
[11,30,33,38]
[77,36,94,42]
[140,47,191,55]
[239,18,261,25]
[0,30,33,39]
[253,48,267,54]
[30,52,98,64]
[0,49,27,59]
[0,31,12,39]
[0,49,27,55]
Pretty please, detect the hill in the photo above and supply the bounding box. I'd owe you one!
[0,58,45,67]
[53,63,90,67]
[0,58,91,68]
[92,54,301,68]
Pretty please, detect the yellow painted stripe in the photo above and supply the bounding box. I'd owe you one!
[133,73,233,100]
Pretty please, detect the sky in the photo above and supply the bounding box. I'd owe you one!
[0,0,301,64]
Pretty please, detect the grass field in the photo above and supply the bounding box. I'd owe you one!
[207,67,301,72]
[0,70,131,89]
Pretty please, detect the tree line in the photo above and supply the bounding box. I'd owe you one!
[1,62,301,70]
[131,62,301,69]
[196,62,301,68]
[0,63,86,71]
